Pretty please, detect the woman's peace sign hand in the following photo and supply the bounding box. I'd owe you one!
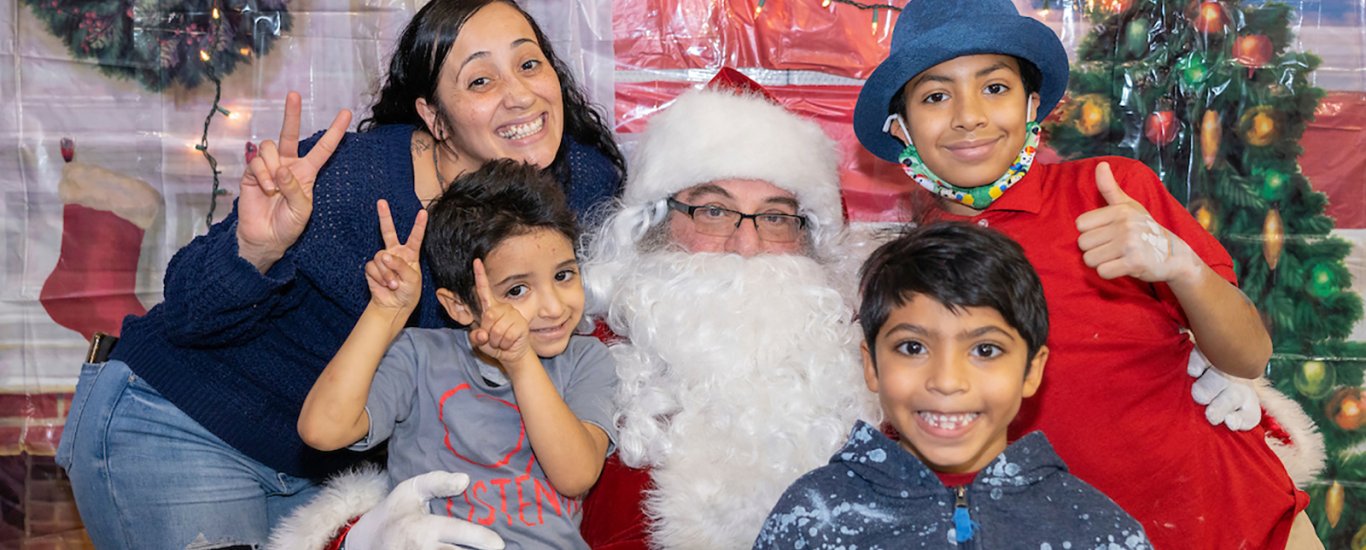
[237,92,352,273]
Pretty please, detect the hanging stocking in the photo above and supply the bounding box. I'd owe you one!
[39,162,161,340]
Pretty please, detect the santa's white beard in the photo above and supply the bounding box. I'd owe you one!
[604,251,879,549]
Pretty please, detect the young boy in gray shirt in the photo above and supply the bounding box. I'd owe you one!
[299,161,617,549]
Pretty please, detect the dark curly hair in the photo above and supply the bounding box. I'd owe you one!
[422,159,579,320]
[359,0,624,188]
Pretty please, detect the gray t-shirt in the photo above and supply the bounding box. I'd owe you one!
[352,328,618,550]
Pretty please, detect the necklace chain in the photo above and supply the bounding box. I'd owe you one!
[425,145,454,204]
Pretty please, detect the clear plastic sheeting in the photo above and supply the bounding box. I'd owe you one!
[0,0,1363,546]
[0,0,613,544]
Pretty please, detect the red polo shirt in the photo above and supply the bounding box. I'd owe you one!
[930,156,1306,549]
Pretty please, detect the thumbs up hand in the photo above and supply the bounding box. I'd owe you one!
[1075,162,1199,283]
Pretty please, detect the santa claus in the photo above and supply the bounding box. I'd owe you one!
[574,69,880,549]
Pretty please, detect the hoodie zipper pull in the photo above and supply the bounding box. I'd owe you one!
[952,485,977,544]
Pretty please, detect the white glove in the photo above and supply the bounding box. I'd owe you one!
[1188,348,1261,432]
[345,471,506,550]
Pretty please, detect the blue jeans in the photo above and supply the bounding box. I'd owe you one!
[56,360,322,549]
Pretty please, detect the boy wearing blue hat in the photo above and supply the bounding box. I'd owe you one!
[852,1,1314,549]
[754,222,1151,549]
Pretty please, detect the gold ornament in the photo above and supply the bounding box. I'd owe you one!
[1190,198,1218,236]
[1263,209,1284,270]
[1240,106,1278,147]
[1200,110,1221,168]
[1073,94,1110,137]
[1327,480,1345,527]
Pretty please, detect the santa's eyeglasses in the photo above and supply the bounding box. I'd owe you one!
[667,198,808,243]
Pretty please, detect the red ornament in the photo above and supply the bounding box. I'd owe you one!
[1192,2,1228,34]
[60,137,74,163]
[1327,387,1365,431]
[1234,35,1273,76]
[1144,111,1178,146]
[245,141,258,164]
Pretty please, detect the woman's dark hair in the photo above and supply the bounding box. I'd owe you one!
[422,159,579,320]
[858,222,1049,365]
[359,0,625,186]
[887,56,1044,118]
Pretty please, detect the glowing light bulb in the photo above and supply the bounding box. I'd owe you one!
[199,50,210,62]
[212,7,220,19]
[239,47,250,56]
[754,0,764,17]
[821,0,830,7]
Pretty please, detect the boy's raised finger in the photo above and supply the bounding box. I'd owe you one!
[377,200,399,249]
[1093,162,1135,207]
[279,92,302,158]
[406,209,429,251]
[472,259,494,314]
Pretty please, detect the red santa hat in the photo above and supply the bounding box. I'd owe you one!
[622,68,845,236]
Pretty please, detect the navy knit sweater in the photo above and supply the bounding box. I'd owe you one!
[112,124,621,477]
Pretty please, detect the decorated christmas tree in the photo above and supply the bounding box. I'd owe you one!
[1045,0,1366,545]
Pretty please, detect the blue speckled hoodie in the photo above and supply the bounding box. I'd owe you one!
[753,421,1152,549]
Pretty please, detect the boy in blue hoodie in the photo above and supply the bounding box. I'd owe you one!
[754,222,1150,549]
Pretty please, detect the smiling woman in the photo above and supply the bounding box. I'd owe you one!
[53,1,623,549]
[416,4,566,173]
[362,0,622,212]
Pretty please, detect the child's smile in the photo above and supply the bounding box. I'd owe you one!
[529,315,574,346]
[863,293,1047,474]
[479,228,584,358]
[895,54,1041,203]
[942,136,1006,164]
[917,411,981,435]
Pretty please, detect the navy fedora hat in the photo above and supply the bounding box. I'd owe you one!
[853,0,1070,163]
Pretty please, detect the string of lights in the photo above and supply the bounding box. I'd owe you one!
[195,69,229,230]
[197,3,231,230]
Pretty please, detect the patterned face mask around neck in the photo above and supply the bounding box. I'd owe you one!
[884,114,1041,210]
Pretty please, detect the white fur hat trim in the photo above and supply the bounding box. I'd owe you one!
[624,85,844,229]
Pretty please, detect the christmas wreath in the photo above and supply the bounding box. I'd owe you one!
[22,0,290,92]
